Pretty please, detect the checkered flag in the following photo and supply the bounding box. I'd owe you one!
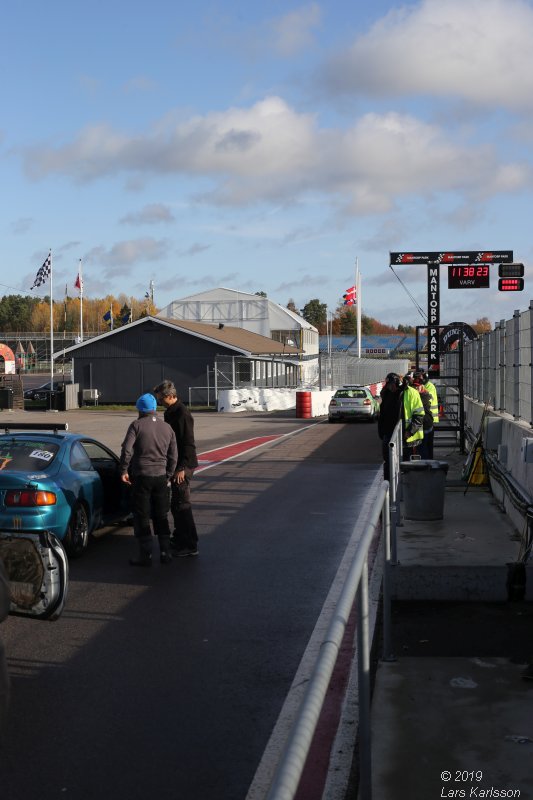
[30,252,52,289]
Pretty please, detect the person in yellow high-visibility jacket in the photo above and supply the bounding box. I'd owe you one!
[414,370,439,458]
[402,374,425,455]
[413,371,439,422]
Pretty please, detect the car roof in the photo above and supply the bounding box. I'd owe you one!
[0,422,70,438]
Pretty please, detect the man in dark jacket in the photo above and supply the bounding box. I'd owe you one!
[378,372,403,481]
[153,380,199,557]
[120,393,177,566]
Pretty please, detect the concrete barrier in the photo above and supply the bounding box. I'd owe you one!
[217,384,385,416]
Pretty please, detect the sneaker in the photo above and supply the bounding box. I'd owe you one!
[160,550,173,565]
[129,554,152,567]
[172,546,199,557]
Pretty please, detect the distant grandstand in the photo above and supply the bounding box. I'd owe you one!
[319,334,425,356]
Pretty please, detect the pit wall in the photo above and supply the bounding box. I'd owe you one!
[464,396,533,535]
[217,383,384,415]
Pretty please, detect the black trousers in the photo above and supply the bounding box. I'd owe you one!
[131,475,171,554]
[170,468,198,549]
[381,435,393,482]
[418,429,434,460]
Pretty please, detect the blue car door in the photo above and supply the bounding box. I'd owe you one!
[67,441,104,531]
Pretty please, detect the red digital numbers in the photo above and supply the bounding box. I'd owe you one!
[448,265,490,289]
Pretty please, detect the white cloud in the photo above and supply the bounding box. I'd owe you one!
[123,76,157,93]
[20,97,532,214]
[84,238,170,274]
[177,243,211,257]
[157,271,239,292]
[120,204,175,225]
[11,217,33,235]
[321,0,533,111]
[271,3,322,56]
[275,272,332,293]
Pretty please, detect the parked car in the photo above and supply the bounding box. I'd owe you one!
[1,497,68,740]
[23,381,64,401]
[328,386,380,423]
[0,422,130,566]
[0,528,68,622]
[0,558,10,734]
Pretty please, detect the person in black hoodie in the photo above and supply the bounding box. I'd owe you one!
[153,380,199,557]
[377,372,403,481]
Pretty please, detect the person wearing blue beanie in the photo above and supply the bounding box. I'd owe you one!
[136,393,157,413]
[120,394,178,565]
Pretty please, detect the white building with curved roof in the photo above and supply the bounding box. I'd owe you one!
[158,287,319,384]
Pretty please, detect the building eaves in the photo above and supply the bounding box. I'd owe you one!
[53,316,302,358]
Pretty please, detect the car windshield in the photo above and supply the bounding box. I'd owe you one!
[0,439,60,472]
[335,389,367,399]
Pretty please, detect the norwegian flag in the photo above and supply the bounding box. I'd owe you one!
[343,285,356,306]
[30,252,51,289]
[74,259,83,292]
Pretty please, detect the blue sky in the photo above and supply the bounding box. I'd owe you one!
[2,0,533,327]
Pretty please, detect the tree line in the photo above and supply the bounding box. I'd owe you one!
[293,298,491,336]
[0,294,156,333]
[0,291,492,337]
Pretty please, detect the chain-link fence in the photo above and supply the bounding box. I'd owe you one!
[454,300,533,425]
[213,353,410,394]
[318,353,410,389]
[190,353,410,406]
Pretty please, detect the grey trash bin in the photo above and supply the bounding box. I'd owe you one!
[400,459,449,520]
[0,388,13,410]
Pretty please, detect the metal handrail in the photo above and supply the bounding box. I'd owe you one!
[266,481,392,800]
[388,419,404,564]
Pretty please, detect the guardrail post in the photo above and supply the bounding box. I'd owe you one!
[357,558,372,800]
[388,441,398,564]
[381,489,395,663]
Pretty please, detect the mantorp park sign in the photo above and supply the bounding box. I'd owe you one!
[390,251,514,375]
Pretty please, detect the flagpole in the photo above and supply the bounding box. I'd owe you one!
[50,251,54,392]
[79,260,84,342]
[326,311,333,389]
[356,257,361,359]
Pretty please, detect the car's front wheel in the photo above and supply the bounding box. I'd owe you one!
[64,502,89,558]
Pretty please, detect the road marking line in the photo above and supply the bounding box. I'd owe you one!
[195,423,320,473]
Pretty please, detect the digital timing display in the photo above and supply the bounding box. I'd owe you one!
[448,265,490,289]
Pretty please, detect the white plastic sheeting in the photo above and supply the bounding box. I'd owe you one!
[217,388,297,413]
[218,383,386,415]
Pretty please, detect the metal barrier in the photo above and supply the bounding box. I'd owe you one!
[265,479,394,800]
[449,300,533,425]
[318,353,409,390]
[387,419,403,567]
